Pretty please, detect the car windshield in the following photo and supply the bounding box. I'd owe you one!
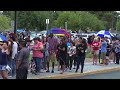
[76,34,87,37]
[40,31,46,34]
[81,35,87,37]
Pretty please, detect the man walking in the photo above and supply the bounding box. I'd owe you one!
[16,41,30,79]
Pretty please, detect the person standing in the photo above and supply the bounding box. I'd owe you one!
[9,37,18,77]
[43,37,49,70]
[106,40,111,65]
[59,39,67,74]
[75,39,87,73]
[46,33,58,73]
[114,40,120,64]
[16,41,30,79]
[56,40,62,71]
[32,37,44,75]
[67,41,76,71]
[91,38,100,65]
[0,42,10,79]
[100,37,107,65]
[73,37,82,69]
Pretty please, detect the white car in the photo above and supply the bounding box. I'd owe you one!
[40,30,47,37]
[75,33,89,41]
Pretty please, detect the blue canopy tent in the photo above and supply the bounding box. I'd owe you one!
[17,29,25,33]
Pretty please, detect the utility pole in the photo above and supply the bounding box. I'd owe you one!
[65,22,67,30]
[14,11,17,34]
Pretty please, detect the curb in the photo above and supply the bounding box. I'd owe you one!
[32,66,120,79]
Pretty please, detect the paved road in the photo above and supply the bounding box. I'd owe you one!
[67,70,120,79]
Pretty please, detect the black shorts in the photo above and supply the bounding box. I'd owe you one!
[59,55,66,65]
[16,67,28,79]
[106,51,110,56]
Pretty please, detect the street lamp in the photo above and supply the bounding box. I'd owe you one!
[46,19,49,31]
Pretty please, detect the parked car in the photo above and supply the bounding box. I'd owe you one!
[40,30,47,37]
[75,33,90,41]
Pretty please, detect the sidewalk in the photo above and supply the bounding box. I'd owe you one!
[3,59,120,79]
[26,62,120,79]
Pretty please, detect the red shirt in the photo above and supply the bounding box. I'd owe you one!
[92,42,100,50]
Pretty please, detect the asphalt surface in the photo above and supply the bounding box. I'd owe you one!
[67,70,120,79]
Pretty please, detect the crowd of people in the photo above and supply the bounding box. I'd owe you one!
[0,31,120,79]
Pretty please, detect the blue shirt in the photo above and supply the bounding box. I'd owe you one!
[101,41,107,53]
[67,42,71,47]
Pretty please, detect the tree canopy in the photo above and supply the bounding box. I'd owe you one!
[0,15,11,31]
[3,11,119,32]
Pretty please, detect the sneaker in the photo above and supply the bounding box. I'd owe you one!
[75,70,78,73]
[51,70,54,73]
[31,70,36,74]
[110,62,114,64]
[64,68,68,72]
[60,72,64,74]
[46,70,50,72]
[73,67,76,69]
[8,76,12,78]
[81,71,83,73]
[69,70,72,72]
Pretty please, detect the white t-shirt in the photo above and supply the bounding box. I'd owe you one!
[67,46,76,56]
[12,41,18,59]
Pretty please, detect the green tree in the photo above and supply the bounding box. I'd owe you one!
[52,11,105,32]
[78,12,105,31]
[89,11,114,30]
[17,11,55,31]
[52,12,80,31]
[116,20,120,32]
[0,15,11,31]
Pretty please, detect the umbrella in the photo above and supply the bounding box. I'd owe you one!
[0,34,7,41]
[46,28,70,37]
[95,30,114,38]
